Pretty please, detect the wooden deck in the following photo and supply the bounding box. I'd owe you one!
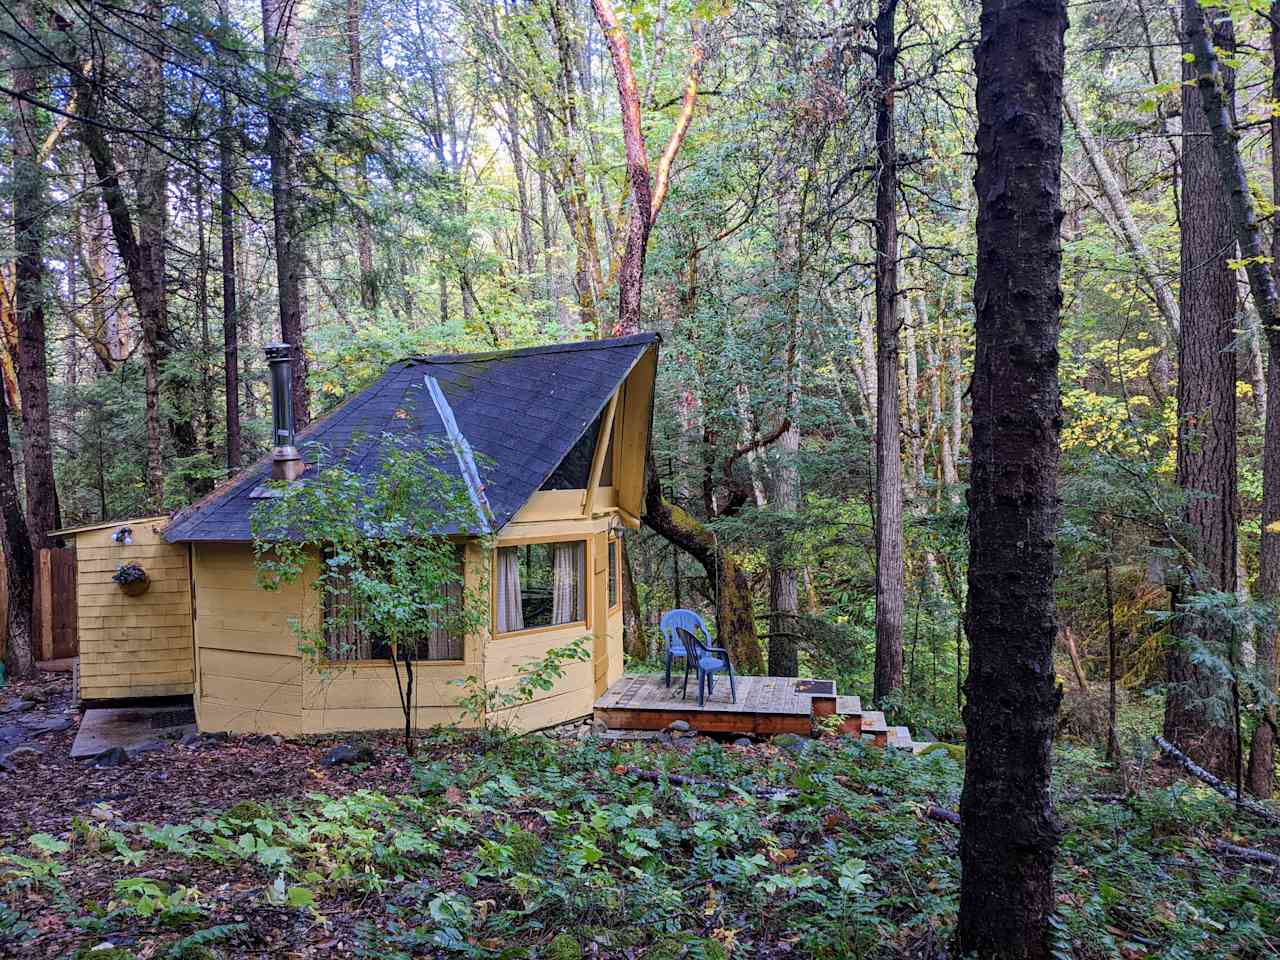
[593,673,839,736]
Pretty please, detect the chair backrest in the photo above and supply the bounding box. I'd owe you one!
[659,609,713,654]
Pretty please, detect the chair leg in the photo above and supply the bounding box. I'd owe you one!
[707,672,714,697]
[681,659,691,700]
[698,670,706,708]
[727,668,736,704]
[665,652,672,687]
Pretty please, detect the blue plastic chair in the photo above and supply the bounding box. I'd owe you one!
[659,609,699,687]
[659,609,736,706]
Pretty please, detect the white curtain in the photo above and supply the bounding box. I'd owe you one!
[497,547,524,633]
[551,542,585,624]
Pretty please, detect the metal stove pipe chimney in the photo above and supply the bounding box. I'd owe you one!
[265,343,304,481]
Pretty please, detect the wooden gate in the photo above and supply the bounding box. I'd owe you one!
[0,546,78,663]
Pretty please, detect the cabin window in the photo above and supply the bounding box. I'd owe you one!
[608,535,620,610]
[495,540,587,634]
[322,548,465,662]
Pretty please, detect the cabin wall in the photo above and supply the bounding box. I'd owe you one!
[75,518,194,701]
[191,543,305,734]
[298,541,484,733]
[489,514,623,729]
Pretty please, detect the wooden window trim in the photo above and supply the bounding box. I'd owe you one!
[491,534,592,638]
[608,535,622,613]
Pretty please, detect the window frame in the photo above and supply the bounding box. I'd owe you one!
[492,533,592,639]
[608,534,621,613]
[320,543,468,667]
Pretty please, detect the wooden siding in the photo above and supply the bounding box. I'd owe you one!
[75,519,193,700]
[298,541,485,733]
[192,542,305,734]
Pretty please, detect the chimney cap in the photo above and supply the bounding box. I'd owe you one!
[265,342,292,362]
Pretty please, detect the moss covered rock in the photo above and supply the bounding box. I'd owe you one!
[507,826,541,872]
[545,933,583,960]
[918,741,965,762]
[221,799,269,822]
[70,947,138,960]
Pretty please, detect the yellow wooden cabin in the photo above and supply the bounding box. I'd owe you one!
[58,334,659,735]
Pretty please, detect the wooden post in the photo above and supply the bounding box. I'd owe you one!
[39,548,53,661]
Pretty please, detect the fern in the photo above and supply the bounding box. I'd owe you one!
[165,923,247,959]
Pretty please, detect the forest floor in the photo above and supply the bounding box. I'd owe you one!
[1,673,1278,960]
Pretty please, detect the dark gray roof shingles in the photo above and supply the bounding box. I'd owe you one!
[163,333,658,543]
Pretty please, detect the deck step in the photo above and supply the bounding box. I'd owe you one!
[860,710,888,732]
[888,726,913,748]
[835,695,861,714]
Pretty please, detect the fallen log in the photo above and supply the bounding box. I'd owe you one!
[617,766,795,799]
[923,804,961,826]
[1152,735,1280,827]
[1209,840,1280,869]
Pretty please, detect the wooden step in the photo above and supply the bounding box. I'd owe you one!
[833,696,864,735]
[860,710,888,747]
[888,726,913,749]
[860,710,887,732]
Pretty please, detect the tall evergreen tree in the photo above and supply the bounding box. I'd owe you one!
[958,0,1068,955]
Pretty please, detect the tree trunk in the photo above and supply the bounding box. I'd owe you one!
[873,0,904,703]
[139,2,170,508]
[1164,6,1239,779]
[262,0,309,427]
[217,0,242,471]
[591,0,652,337]
[11,0,60,551]
[347,0,378,310]
[644,463,764,673]
[0,381,35,680]
[958,0,1067,956]
[1248,1,1280,799]
[1063,94,1179,344]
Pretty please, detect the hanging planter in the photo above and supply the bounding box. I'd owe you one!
[113,562,151,597]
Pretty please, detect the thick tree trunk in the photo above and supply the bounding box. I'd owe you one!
[644,463,764,673]
[873,0,904,703]
[0,381,35,680]
[1164,8,1238,779]
[262,0,309,427]
[591,0,652,337]
[958,1,1067,956]
[10,0,60,551]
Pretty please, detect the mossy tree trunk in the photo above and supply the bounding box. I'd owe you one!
[644,463,765,673]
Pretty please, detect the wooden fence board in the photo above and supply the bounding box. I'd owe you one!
[0,547,77,663]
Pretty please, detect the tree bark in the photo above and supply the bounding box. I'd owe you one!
[644,463,765,673]
[873,0,904,703]
[217,0,242,471]
[10,0,60,551]
[262,0,309,427]
[1164,5,1238,779]
[347,0,378,310]
[0,379,35,680]
[1248,0,1280,799]
[958,1,1067,956]
[591,0,652,337]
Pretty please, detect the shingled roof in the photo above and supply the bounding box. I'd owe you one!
[163,333,659,543]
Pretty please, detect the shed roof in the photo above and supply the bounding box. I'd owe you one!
[162,333,659,543]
